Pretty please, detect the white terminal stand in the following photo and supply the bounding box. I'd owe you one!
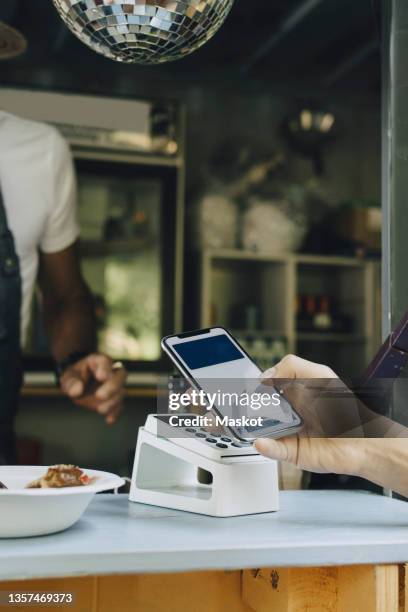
[129,414,279,517]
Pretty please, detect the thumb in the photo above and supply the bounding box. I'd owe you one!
[255,437,295,463]
[60,369,85,398]
[87,354,112,382]
[262,355,336,382]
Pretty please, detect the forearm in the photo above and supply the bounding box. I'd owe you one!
[44,286,97,362]
[358,439,408,497]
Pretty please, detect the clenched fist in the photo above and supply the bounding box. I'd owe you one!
[60,353,127,425]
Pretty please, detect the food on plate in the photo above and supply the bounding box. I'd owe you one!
[26,465,92,489]
[0,481,7,489]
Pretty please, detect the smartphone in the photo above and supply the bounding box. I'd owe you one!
[355,310,408,413]
[161,327,303,442]
[362,310,408,382]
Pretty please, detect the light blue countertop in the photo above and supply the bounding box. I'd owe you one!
[2,491,408,581]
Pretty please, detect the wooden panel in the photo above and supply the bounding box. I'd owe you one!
[0,577,96,612]
[96,571,251,612]
[399,564,408,612]
[0,572,251,612]
[0,565,401,612]
[243,567,337,612]
[337,565,399,612]
[243,565,400,612]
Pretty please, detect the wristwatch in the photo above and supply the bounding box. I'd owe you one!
[55,351,89,386]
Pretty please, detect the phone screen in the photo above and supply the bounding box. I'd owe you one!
[171,333,260,378]
[163,328,302,440]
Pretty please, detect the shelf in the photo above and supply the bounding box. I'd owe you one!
[205,249,291,264]
[200,247,379,379]
[73,148,183,168]
[22,371,165,398]
[21,386,160,399]
[296,332,367,343]
[231,329,287,338]
[231,330,367,343]
[295,254,368,267]
[203,248,369,268]
[79,239,152,256]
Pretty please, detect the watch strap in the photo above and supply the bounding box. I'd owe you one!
[55,351,90,385]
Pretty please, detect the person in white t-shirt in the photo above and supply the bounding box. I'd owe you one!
[0,21,126,463]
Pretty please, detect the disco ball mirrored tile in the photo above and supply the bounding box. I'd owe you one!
[52,0,235,65]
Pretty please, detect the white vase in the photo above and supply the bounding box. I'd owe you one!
[242,199,307,253]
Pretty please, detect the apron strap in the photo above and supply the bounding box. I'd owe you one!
[0,189,9,236]
[0,188,20,277]
[0,181,22,464]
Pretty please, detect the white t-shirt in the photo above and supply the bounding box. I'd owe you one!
[0,110,80,345]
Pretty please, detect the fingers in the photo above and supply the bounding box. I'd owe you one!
[60,353,112,398]
[255,436,298,464]
[184,387,207,409]
[105,402,124,425]
[261,366,277,381]
[95,367,127,402]
[254,438,288,461]
[256,436,369,476]
[260,356,337,437]
[73,394,124,424]
[96,393,123,415]
[87,354,113,382]
[60,353,127,424]
[262,354,337,382]
[60,369,85,398]
[202,409,225,435]
[98,397,124,425]
[92,365,126,422]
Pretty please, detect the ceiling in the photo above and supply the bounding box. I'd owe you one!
[0,0,381,100]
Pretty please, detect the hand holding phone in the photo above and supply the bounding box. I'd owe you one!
[162,327,303,441]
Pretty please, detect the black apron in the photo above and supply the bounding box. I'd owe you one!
[0,188,22,465]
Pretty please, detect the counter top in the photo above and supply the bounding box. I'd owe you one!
[2,491,408,581]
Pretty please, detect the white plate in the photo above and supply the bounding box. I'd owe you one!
[0,466,124,538]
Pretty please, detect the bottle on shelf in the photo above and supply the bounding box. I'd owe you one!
[296,293,355,334]
[230,303,260,332]
[314,296,332,331]
[297,294,317,332]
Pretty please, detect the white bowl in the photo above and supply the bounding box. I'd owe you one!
[0,466,124,538]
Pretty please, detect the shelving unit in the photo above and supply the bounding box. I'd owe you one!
[199,249,381,378]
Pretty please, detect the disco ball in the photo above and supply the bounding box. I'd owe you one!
[52,0,235,65]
